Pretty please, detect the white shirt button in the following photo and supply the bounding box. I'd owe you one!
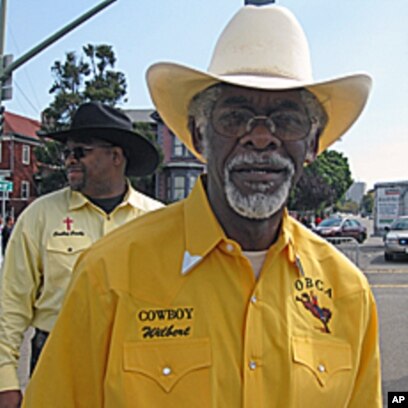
[251,295,257,304]
[317,364,326,373]
[249,361,257,370]
[162,367,172,376]
[225,243,234,252]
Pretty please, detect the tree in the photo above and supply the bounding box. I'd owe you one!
[35,44,128,194]
[360,190,374,216]
[129,122,163,197]
[289,150,353,213]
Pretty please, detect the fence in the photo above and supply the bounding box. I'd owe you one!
[326,237,361,267]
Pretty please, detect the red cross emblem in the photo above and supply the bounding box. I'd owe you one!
[63,217,74,231]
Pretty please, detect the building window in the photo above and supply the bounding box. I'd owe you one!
[172,136,191,158]
[173,176,186,201]
[22,145,30,165]
[188,174,197,194]
[167,172,201,202]
[21,181,30,200]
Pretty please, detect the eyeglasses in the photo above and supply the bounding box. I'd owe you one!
[211,107,315,141]
[61,144,113,161]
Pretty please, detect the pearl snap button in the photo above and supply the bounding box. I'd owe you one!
[317,364,326,373]
[226,243,234,252]
[249,361,257,370]
[251,295,257,304]
[162,367,172,376]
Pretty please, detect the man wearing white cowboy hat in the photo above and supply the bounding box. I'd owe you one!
[23,5,381,407]
[0,102,163,408]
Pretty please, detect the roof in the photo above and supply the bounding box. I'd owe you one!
[124,109,156,124]
[4,111,41,140]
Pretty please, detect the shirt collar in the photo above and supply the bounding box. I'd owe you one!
[68,180,135,211]
[182,175,225,274]
[281,209,306,277]
[181,177,304,277]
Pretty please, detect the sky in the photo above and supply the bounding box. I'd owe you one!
[3,0,408,190]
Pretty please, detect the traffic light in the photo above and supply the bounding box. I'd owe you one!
[0,106,5,135]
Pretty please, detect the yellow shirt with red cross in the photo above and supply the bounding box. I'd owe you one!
[0,184,163,392]
[23,176,381,407]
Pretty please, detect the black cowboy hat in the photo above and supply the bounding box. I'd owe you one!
[44,102,159,176]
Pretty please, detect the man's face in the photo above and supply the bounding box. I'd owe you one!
[197,86,318,220]
[63,139,116,197]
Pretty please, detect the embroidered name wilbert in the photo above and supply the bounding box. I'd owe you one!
[137,307,194,339]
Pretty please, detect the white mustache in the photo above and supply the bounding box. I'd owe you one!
[226,152,294,173]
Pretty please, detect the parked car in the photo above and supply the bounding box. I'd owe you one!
[313,217,367,243]
[383,216,408,261]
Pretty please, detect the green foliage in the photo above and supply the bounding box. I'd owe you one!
[33,140,66,194]
[129,122,163,197]
[35,44,128,195]
[336,199,360,215]
[289,150,353,212]
[41,44,127,132]
[360,190,374,215]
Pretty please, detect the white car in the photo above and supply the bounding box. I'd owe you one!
[383,216,408,261]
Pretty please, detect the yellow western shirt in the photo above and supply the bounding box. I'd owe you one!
[0,185,163,392]
[23,178,381,407]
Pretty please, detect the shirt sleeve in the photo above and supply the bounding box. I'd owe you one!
[348,288,382,407]
[0,218,40,392]
[22,259,116,407]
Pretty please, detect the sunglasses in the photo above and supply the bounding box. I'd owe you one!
[61,144,113,161]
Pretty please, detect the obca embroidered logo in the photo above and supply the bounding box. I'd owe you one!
[294,277,333,334]
[296,291,332,333]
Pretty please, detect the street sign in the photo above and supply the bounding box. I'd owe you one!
[0,180,12,192]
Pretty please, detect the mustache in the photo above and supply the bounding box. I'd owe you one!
[66,163,85,172]
[226,151,295,173]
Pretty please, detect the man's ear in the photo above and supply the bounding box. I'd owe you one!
[304,134,319,164]
[112,147,126,166]
[188,116,205,155]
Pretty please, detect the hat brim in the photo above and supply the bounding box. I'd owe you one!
[46,127,159,177]
[147,62,372,162]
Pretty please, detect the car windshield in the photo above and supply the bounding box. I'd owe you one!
[319,218,342,227]
[390,219,408,230]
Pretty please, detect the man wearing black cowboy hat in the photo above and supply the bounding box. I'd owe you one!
[0,102,163,408]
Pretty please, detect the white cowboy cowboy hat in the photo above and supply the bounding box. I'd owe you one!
[146,4,372,162]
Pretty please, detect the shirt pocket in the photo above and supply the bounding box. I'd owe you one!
[292,336,353,407]
[45,235,92,287]
[122,339,212,407]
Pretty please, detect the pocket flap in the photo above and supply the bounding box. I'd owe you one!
[123,339,211,392]
[46,235,92,255]
[292,337,352,386]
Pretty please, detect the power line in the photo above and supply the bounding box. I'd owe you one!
[13,80,40,117]
[8,27,42,112]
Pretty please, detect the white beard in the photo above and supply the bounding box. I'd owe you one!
[224,152,295,220]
